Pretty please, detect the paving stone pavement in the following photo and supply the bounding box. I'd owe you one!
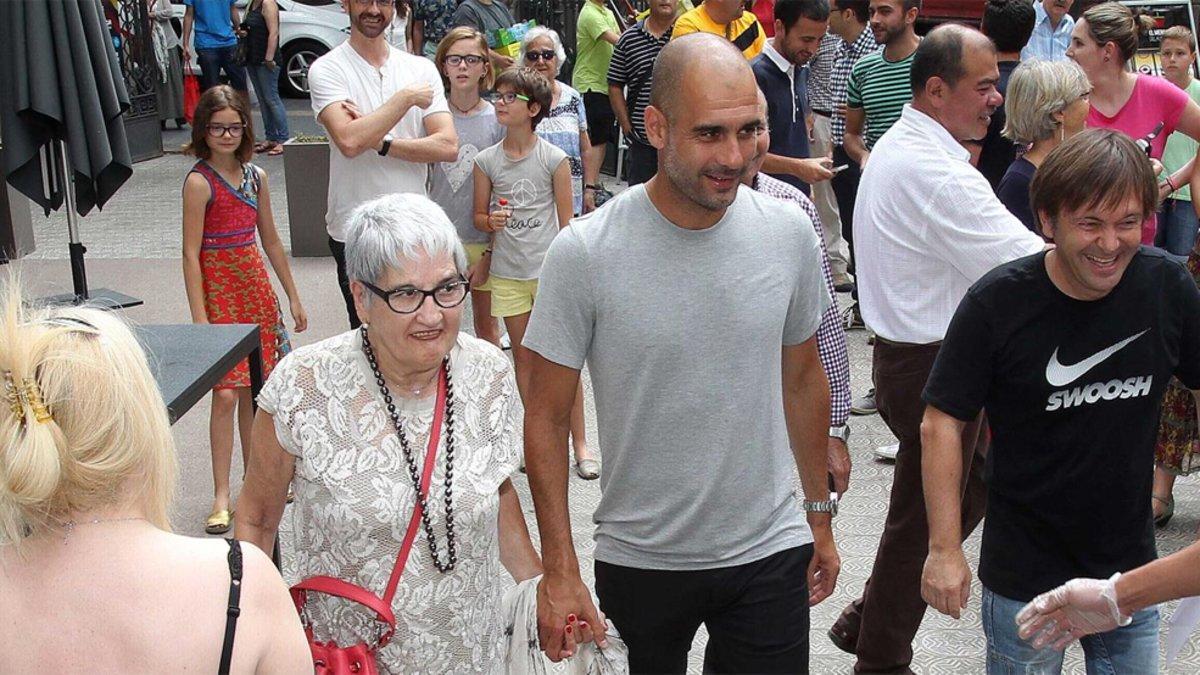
[13,146,1200,673]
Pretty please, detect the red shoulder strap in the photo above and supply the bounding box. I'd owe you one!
[381,364,447,604]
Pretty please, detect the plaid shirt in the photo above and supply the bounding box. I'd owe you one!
[752,173,851,427]
[807,32,841,113]
[830,26,880,146]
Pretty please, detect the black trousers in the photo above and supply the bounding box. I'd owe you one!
[328,236,362,330]
[831,144,861,302]
[595,545,814,674]
[626,138,658,186]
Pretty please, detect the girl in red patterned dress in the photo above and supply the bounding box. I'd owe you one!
[182,85,307,534]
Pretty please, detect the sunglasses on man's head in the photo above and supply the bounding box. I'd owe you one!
[524,49,556,62]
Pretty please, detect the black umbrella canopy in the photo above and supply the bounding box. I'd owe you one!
[1,0,134,217]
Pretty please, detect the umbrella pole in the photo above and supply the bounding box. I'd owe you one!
[56,139,89,302]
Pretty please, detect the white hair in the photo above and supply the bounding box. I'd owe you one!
[519,26,568,76]
[344,194,468,296]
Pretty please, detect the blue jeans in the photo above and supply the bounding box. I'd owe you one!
[246,64,290,142]
[196,45,247,92]
[1155,197,1200,256]
[982,586,1159,674]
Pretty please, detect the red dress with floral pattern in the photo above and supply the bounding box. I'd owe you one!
[191,161,290,389]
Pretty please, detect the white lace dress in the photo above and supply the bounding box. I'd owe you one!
[257,330,523,672]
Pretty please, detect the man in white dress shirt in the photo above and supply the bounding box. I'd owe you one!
[828,24,1045,674]
[309,0,458,329]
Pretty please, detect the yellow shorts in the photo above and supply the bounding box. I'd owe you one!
[463,242,492,292]
[489,276,539,318]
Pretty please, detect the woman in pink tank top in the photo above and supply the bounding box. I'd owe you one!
[1069,2,1200,243]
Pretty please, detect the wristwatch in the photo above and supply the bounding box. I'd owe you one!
[378,133,394,157]
[803,499,839,517]
[829,424,850,443]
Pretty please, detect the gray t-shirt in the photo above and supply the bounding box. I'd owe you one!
[524,185,831,570]
[474,137,568,280]
[429,102,504,245]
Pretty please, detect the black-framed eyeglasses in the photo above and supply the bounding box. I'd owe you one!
[361,277,470,314]
[207,123,245,138]
[445,54,486,67]
[524,49,557,62]
[491,91,530,105]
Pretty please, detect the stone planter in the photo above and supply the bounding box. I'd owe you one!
[283,138,331,257]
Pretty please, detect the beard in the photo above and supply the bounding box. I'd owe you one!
[352,9,389,39]
[660,142,746,212]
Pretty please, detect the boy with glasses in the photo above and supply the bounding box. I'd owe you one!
[472,68,573,410]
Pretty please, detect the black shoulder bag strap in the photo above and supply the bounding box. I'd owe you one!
[218,538,244,675]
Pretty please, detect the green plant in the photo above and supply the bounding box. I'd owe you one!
[289,133,328,143]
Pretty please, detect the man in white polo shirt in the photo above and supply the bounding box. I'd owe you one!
[309,0,457,328]
[828,24,1045,674]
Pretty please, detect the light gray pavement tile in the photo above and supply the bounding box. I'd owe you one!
[10,152,1200,673]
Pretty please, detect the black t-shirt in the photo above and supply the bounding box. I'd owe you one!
[923,249,1200,601]
[978,60,1020,191]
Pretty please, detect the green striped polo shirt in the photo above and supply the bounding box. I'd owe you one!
[846,49,915,150]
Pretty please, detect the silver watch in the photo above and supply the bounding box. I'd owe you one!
[803,499,838,517]
[829,424,850,443]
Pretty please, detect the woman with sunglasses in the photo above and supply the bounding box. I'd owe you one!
[235,193,545,671]
[431,27,505,346]
[182,85,307,536]
[519,26,599,216]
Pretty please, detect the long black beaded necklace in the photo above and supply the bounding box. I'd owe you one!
[361,325,457,573]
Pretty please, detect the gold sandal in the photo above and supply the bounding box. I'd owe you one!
[205,509,232,535]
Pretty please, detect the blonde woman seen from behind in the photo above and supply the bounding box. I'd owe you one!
[0,288,309,673]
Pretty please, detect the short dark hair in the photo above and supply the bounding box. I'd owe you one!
[902,0,922,12]
[911,24,993,95]
[1031,129,1158,231]
[832,0,870,23]
[185,85,255,163]
[982,0,1035,53]
[493,67,554,128]
[774,0,830,30]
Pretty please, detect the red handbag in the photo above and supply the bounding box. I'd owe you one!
[182,61,200,125]
[290,368,447,675]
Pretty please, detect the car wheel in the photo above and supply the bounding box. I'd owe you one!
[279,39,327,98]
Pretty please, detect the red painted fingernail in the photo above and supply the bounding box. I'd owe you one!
[565,625,573,634]
[580,621,589,628]
[567,614,576,623]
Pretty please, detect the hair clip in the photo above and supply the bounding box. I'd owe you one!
[22,378,52,424]
[3,371,23,420]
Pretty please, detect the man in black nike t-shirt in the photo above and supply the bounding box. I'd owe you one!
[919,129,1200,673]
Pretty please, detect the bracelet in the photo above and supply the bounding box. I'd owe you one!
[1166,175,1177,192]
[585,184,601,191]
[483,248,492,255]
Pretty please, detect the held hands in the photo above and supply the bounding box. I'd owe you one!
[537,571,609,662]
[921,547,972,619]
[1015,574,1131,651]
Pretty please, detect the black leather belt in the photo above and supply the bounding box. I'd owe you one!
[812,108,833,117]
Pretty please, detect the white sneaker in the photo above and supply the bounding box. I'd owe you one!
[851,389,877,415]
[874,443,899,461]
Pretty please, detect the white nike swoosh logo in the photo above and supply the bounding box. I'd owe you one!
[1045,329,1150,387]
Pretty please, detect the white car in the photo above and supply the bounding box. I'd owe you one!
[172,0,349,97]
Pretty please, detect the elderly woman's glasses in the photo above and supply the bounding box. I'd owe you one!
[362,278,470,314]
[492,91,530,105]
[445,54,486,67]
[524,49,557,62]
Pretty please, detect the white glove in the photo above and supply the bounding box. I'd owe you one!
[1015,573,1133,651]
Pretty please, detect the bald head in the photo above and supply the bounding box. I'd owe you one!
[911,23,997,97]
[650,33,755,121]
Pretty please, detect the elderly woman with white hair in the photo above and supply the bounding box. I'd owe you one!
[519,26,598,216]
[235,193,544,672]
[998,59,1093,234]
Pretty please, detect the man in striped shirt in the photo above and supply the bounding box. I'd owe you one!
[608,0,677,185]
[844,0,920,169]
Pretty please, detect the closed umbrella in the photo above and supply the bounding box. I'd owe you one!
[0,0,138,306]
